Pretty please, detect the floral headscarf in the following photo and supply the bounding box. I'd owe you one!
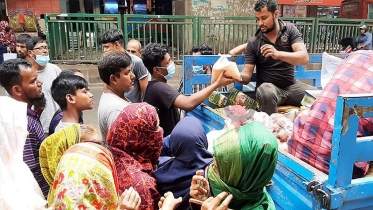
[48,142,119,209]
[39,124,81,187]
[107,102,164,210]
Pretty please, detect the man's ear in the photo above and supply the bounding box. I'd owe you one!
[66,94,76,104]
[115,41,122,50]
[27,50,33,57]
[12,85,22,97]
[110,74,118,85]
[274,10,279,19]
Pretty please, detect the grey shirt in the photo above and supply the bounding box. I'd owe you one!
[37,63,62,134]
[124,54,149,102]
[98,92,131,140]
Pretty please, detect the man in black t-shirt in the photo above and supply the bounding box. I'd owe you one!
[142,43,234,137]
[240,0,316,115]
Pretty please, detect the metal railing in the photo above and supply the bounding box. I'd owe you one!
[44,14,373,63]
[123,15,197,61]
[45,13,121,62]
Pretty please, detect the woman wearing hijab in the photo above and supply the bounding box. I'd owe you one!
[0,96,47,209]
[45,124,142,209]
[39,124,82,187]
[154,116,213,210]
[190,121,278,210]
[107,102,164,210]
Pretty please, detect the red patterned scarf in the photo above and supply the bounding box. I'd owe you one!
[107,102,164,210]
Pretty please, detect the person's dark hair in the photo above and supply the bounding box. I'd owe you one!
[0,59,32,94]
[5,26,11,33]
[254,0,278,13]
[17,34,32,44]
[100,29,125,47]
[141,43,169,74]
[98,51,132,85]
[191,44,213,55]
[51,74,89,110]
[26,36,47,50]
[60,69,82,77]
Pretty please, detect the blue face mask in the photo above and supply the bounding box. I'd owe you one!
[163,62,176,80]
[34,55,50,66]
[192,66,204,74]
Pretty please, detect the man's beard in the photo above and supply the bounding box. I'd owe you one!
[32,93,46,107]
[262,17,276,34]
[17,53,27,59]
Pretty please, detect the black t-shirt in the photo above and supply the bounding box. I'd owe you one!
[245,20,304,89]
[144,80,180,137]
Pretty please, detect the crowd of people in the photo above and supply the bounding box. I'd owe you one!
[2,0,373,209]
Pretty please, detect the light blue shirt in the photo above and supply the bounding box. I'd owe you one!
[356,32,372,50]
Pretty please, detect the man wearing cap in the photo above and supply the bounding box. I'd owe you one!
[356,25,372,50]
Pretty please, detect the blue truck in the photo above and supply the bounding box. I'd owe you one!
[182,54,373,209]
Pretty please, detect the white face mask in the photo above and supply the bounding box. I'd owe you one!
[33,54,50,66]
[159,62,176,80]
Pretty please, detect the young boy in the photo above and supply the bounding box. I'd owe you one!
[51,73,94,132]
[48,69,85,135]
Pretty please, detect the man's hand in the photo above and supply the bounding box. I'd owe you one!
[118,187,141,210]
[158,192,182,210]
[214,70,235,87]
[261,44,280,60]
[201,192,233,210]
[190,170,210,201]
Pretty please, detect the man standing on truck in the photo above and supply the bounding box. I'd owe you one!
[240,0,315,115]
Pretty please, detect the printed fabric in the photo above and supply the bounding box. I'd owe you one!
[48,142,119,209]
[107,102,164,210]
[289,50,373,176]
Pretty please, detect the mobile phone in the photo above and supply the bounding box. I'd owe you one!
[189,198,203,210]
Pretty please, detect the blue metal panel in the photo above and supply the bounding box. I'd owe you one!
[328,94,373,188]
[104,0,119,14]
[325,94,373,209]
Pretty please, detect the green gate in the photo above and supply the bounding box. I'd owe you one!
[45,13,121,62]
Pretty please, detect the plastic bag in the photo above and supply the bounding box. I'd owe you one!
[321,52,343,89]
[211,55,242,83]
[3,52,17,61]
[270,113,293,142]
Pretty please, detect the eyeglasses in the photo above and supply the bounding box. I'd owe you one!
[33,46,49,51]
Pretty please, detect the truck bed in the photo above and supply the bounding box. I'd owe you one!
[183,54,373,209]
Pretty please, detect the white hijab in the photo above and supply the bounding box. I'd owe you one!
[0,96,47,209]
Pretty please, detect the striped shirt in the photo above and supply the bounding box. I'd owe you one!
[26,108,49,198]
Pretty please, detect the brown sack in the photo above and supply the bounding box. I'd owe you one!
[211,56,242,83]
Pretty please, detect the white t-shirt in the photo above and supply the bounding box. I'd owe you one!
[98,92,131,140]
[54,121,76,133]
[37,63,61,134]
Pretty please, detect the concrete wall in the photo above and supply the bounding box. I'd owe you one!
[183,0,255,17]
